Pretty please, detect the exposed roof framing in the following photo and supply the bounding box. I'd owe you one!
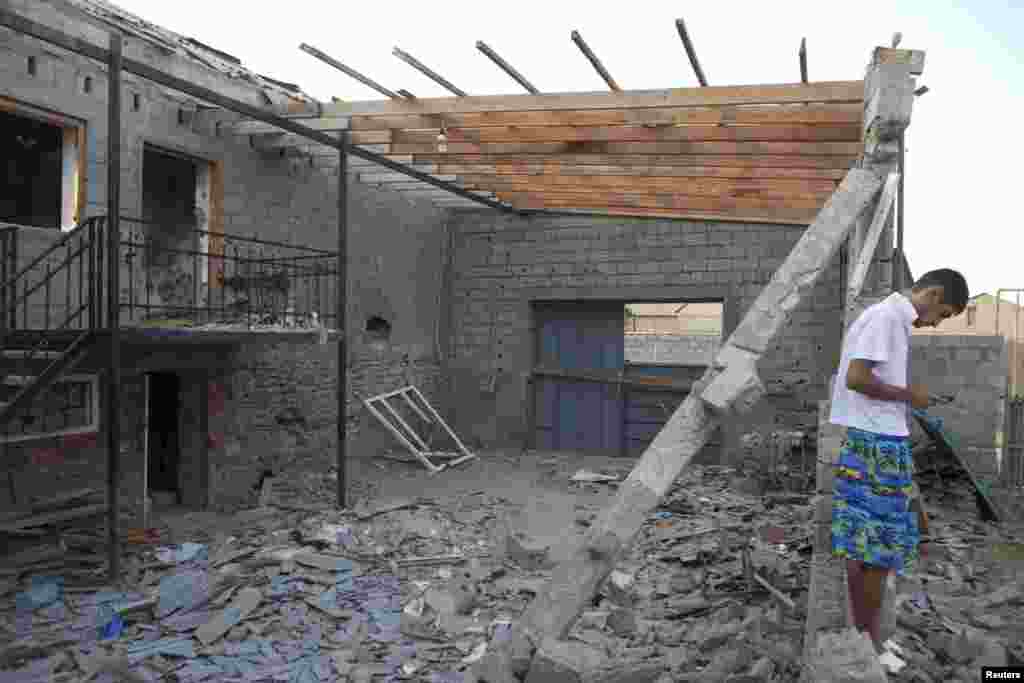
[570,30,620,91]
[300,43,402,100]
[392,47,467,96]
[0,6,510,214]
[799,38,808,83]
[476,41,540,94]
[675,18,708,87]
[247,78,865,223]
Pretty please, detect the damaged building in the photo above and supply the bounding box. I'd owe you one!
[1,0,1015,518]
[2,1,1023,681]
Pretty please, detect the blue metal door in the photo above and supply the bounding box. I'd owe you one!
[533,303,624,454]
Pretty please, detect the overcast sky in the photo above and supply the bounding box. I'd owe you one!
[115,0,1023,304]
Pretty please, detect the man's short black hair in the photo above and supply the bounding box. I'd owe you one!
[912,269,969,312]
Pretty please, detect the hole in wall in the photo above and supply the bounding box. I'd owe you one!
[365,316,392,342]
[132,93,141,112]
[27,56,36,76]
[177,109,186,125]
[83,76,92,94]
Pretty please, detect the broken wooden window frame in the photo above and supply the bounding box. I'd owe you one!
[361,385,475,474]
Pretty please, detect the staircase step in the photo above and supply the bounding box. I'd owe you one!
[2,375,35,386]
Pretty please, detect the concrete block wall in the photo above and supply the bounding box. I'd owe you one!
[443,210,859,459]
[909,334,1007,478]
[2,374,146,507]
[2,7,457,509]
[624,334,720,366]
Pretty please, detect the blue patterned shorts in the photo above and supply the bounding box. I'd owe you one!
[831,427,919,573]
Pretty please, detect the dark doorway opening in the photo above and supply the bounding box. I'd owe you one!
[141,146,199,319]
[148,372,181,502]
[0,110,63,229]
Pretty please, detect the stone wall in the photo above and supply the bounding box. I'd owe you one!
[909,334,1008,478]
[443,210,892,460]
[624,334,720,366]
[0,5,457,510]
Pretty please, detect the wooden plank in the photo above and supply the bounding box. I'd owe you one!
[388,140,863,156]
[359,172,453,184]
[348,102,864,130]
[374,123,862,146]
[408,153,859,169]
[483,187,831,207]
[454,174,837,195]
[525,207,814,225]
[323,81,864,117]
[438,163,847,180]
[233,116,350,135]
[501,193,825,216]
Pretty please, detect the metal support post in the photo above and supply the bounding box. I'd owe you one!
[105,31,123,581]
[337,132,348,508]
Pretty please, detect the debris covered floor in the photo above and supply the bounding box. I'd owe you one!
[1,451,1022,683]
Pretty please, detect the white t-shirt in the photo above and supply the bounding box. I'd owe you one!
[829,292,917,436]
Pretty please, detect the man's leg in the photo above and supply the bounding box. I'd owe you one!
[845,558,867,632]
[861,564,891,653]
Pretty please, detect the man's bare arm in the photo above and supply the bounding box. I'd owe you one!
[846,359,926,406]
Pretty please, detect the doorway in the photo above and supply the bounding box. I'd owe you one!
[147,372,181,503]
[141,146,199,320]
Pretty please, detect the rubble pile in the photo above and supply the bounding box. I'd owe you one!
[0,461,1020,682]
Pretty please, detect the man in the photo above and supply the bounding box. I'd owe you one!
[829,268,968,656]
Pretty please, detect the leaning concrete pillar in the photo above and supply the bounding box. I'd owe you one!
[801,44,925,679]
[474,167,884,683]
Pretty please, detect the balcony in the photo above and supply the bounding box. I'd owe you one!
[1,217,339,345]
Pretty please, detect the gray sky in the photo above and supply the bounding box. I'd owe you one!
[116,0,1023,303]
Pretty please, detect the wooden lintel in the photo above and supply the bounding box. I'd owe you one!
[321,81,864,117]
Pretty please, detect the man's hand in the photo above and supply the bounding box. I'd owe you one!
[909,384,930,410]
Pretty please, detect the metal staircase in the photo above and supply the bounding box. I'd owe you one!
[0,217,109,434]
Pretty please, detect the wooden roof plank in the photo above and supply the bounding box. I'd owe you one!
[322,80,864,116]
[436,163,848,180]
[387,140,863,156]
[510,199,819,223]
[364,123,862,146]
[455,174,837,193]
[347,102,864,130]
[406,152,859,169]
[497,191,826,212]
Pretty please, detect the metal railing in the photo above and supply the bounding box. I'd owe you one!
[0,217,339,334]
[118,216,338,330]
[0,217,107,335]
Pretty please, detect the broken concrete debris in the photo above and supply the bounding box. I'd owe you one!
[1,458,1020,682]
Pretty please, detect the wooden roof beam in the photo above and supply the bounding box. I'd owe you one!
[571,30,620,91]
[392,47,467,96]
[675,18,708,87]
[300,43,403,100]
[799,38,808,84]
[476,41,540,94]
[323,81,863,117]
